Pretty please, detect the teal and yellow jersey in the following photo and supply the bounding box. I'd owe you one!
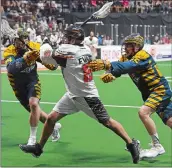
[110,50,172,109]
[3,41,40,75]
[3,41,42,109]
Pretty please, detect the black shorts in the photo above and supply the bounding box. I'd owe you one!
[84,97,110,123]
[10,79,41,112]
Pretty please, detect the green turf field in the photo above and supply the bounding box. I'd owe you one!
[1,61,172,167]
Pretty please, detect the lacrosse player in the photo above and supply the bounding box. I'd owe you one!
[87,33,172,159]
[84,31,98,60]
[3,29,62,145]
[19,25,140,164]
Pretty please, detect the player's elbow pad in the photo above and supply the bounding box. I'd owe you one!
[110,69,121,78]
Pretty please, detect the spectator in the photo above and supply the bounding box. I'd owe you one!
[144,36,152,44]
[103,35,114,46]
[161,33,170,44]
[84,31,98,60]
[153,34,160,44]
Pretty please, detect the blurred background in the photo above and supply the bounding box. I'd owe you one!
[1,0,172,48]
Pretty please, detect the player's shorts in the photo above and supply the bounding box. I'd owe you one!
[143,90,172,124]
[11,79,41,112]
[53,92,110,124]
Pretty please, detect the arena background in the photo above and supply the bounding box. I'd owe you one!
[1,0,172,167]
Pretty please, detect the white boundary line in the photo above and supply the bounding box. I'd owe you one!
[10,72,172,79]
[1,100,140,109]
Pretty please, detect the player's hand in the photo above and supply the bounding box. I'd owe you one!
[100,73,115,83]
[23,50,39,65]
[43,63,57,71]
[88,59,111,72]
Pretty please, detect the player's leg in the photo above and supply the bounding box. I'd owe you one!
[27,80,61,144]
[161,100,172,128]
[39,111,66,148]
[138,92,170,159]
[138,105,160,144]
[74,97,140,164]
[19,92,79,157]
[166,117,172,128]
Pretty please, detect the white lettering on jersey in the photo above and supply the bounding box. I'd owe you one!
[78,55,92,64]
[40,43,99,98]
[21,64,35,73]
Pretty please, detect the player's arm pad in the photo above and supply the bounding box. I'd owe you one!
[40,43,59,67]
[110,61,140,77]
[5,56,30,74]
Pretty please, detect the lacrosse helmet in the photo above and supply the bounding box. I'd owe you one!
[62,25,85,45]
[121,33,144,58]
[14,29,29,54]
[14,29,29,48]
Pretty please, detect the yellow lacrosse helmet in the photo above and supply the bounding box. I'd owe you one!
[121,33,144,58]
[123,33,144,49]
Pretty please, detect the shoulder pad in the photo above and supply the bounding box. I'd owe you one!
[28,41,40,51]
[55,44,79,56]
[3,45,17,59]
[134,50,150,60]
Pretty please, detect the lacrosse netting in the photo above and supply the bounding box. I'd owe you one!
[1,18,18,39]
[80,1,114,27]
[92,2,114,19]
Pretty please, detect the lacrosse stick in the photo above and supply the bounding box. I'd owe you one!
[80,1,114,27]
[1,18,33,50]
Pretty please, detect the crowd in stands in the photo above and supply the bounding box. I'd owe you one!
[1,0,172,48]
[70,0,172,14]
[3,0,172,21]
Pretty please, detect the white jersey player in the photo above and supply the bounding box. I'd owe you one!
[40,43,99,98]
[19,25,140,164]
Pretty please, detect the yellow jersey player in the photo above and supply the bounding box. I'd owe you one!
[3,30,61,145]
[88,33,172,159]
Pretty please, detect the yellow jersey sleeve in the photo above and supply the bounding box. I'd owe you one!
[131,50,150,64]
[3,45,17,60]
[28,41,40,51]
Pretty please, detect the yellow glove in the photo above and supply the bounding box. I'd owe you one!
[88,59,111,72]
[23,50,40,65]
[43,63,57,71]
[100,73,116,83]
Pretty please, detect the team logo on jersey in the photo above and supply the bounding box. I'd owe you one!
[21,64,35,73]
[78,54,92,64]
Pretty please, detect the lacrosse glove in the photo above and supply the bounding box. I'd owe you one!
[23,50,40,65]
[100,73,115,83]
[88,59,111,72]
[43,63,57,71]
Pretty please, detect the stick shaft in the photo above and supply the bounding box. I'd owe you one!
[80,16,92,27]
[19,38,33,51]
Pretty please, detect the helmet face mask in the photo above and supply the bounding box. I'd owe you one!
[62,25,84,45]
[14,38,26,50]
[14,30,29,50]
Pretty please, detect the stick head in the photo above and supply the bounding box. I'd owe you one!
[92,2,113,19]
[1,18,18,39]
